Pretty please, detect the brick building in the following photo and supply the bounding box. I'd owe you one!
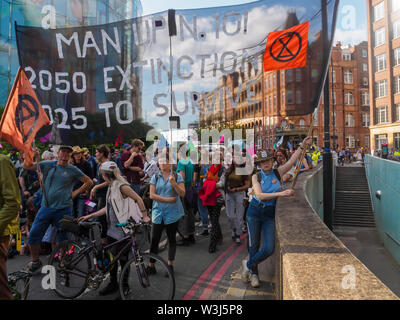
[366,0,400,151]
[199,12,370,153]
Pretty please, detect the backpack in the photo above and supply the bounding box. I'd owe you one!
[141,172,179,210]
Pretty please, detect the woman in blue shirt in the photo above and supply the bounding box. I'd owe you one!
[148,147,185,276]
[242,137,312,288]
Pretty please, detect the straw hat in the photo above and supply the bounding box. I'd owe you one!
[71,146,84,155]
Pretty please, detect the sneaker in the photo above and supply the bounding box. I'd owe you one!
[250,274,260,288]
[122,281,130,296]
[145,265,157,275]
[199,229,209,236]
[176,238,190,246]
[26,259,43,274]
[235,236,241,246]
[241,260,250,283]
[99,281,119,296]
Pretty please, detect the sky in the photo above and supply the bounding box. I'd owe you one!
[142,0,368,46]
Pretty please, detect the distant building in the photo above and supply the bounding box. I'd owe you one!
[199,27,370,153]
[366,0,400,151]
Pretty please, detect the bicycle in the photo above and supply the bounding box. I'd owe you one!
[8,270,31,300]
[48,217,175,300]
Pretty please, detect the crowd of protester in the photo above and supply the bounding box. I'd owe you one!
[1,136,318,298]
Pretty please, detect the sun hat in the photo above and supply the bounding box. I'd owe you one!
[82,147,89,155]
[254,150,274,164]
[71,146,84,155]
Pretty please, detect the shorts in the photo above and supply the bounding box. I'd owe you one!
[28,207,72,245]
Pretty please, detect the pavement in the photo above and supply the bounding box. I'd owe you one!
[6,207,277,300]
[334,226,400,298]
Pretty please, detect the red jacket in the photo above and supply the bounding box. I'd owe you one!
[198,180,221,206]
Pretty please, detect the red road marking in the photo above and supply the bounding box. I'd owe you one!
[182,233,247,300]
[198,243,246,300]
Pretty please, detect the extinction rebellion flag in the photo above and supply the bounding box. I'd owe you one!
[0,68,50,166]
[264,21,310,72]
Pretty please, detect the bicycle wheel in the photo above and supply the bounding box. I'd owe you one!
[48,240,91,299]
[8,272,31,300]
[119,252,175,300]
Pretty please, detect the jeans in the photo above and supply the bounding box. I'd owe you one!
[225,191,245,236]
[246,200,276,275]
[28,207,71,245]
[73,196,87,218]
[196,183,209,227]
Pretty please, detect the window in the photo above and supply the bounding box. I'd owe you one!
[282,92,285,105]
[375,134,388,149]
[344,70,353,84]
[346,135,355,148]
[394,20,400,39]
[375,27,386,47]
[395,104,400,121]
[273,74,276,87]
[273,95,276,107]
[362,49,368,58]
[376,106,388,123]
[375,54,387,72]
[394,0,400,12]
[374,2,385,22]
[395,76,400,94]
[363,77,369,86]
[342,53,352,61]
[299,119,305,126]
[287,90,293,104]
[363,63,368,72]
[257,136,262,149]
[346,113,355,127]
[265,78,268,89]
[395,133,400,149]
[331,69,336,83]
[345,92,354,105]
[394,48,400,66]
[332,91,336,105]
[296,90,302,104]
[375,80,388,98]
[296,69,302,82]
[361,91,370,106]
[365,135,370,148]
[312,69,318,82]
[362,113,370,127]
[286,70,293,82]
[332,112,336,126]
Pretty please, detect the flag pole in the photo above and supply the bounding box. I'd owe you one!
[290,114,315,189]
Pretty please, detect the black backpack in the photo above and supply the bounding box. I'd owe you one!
[141,172,179,210]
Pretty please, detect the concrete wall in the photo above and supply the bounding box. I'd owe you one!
[274,169,398,299]
[304,159,337,221]
[365,155,400,264]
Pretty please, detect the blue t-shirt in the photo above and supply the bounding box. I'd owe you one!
[253,170,282,207]
[150,172,184,225]
[40,161,85,209]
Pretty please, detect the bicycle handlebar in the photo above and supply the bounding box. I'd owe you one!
[116,217,149,229]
